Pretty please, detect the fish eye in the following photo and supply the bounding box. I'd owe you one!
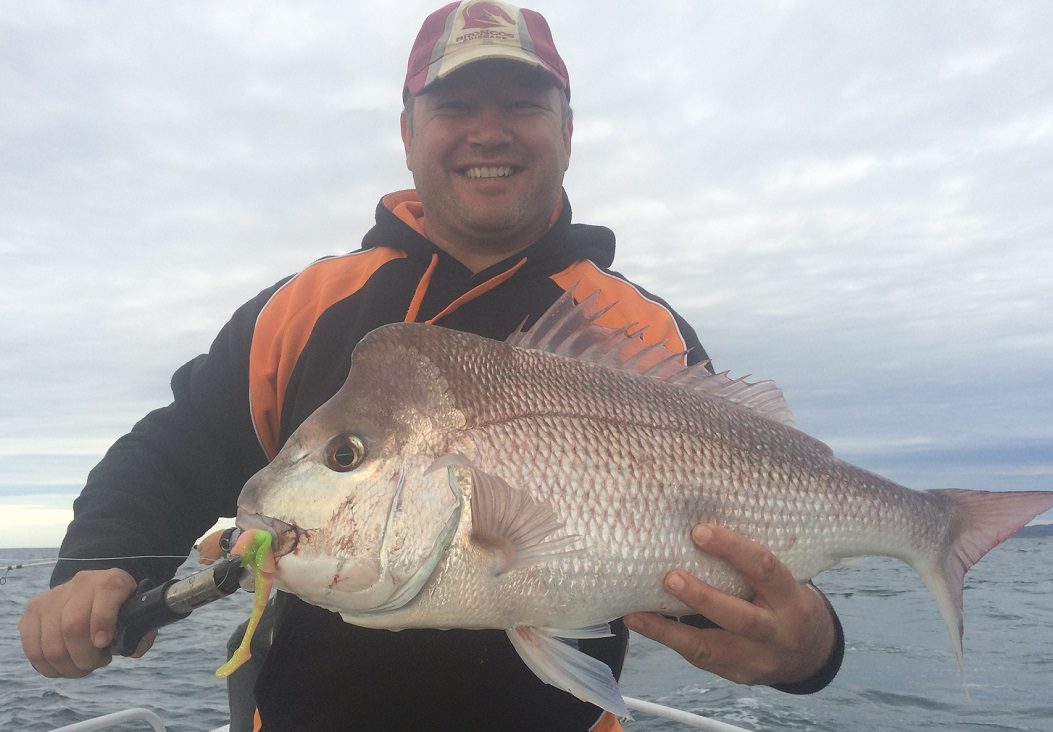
[323,434,365,472]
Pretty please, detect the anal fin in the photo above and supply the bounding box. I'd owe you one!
[506,625,630,718]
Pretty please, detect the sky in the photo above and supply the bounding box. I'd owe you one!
[2,0,1052,549]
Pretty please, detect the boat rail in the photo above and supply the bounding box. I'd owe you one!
[50,708,166,732]
[50,699,754,731]
[624,696,753,731]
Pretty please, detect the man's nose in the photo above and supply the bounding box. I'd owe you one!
[466,106,512,147]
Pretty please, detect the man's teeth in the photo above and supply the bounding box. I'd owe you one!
[465,166,514,179]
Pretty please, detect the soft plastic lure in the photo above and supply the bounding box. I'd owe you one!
[216,529,275,678]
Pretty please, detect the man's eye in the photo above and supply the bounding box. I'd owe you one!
[436,100,470,113]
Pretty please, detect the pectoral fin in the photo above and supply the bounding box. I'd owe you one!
[506,625,629,718]
[435,455,583,574]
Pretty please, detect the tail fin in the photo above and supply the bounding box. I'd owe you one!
[919,489,1053,668]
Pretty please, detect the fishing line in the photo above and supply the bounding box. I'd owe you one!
[0,554,193,584]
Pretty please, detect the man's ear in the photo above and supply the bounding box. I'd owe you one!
[400,110,413,171]
[562,114,573,171]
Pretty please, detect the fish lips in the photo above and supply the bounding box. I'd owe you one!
[235,508,300,558]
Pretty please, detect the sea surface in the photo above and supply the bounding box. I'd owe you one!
[2,538,1051,731]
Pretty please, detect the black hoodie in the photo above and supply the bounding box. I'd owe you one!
[52,191,836,731]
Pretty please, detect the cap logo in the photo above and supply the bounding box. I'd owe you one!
[462,2,516,30]
[454,1,518,45]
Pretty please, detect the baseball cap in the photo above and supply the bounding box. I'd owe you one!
[404,0,570,99]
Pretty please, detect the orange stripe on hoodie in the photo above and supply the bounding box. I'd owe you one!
[551,261,691,360]
[424,257,527,324]
[590,711,624,732]
[249,247,406,459]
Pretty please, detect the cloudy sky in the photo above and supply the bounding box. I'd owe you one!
[2,1,1051,549]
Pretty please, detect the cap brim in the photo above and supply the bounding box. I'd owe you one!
[407,46,564,96]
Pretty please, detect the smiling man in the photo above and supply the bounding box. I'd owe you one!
[20,2,842,730]
[402,60,572,271]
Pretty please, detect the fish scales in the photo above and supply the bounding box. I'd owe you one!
[236,291,1053,716]
[441,328,912,588]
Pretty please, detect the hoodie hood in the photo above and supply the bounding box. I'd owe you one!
[360,189,616,281]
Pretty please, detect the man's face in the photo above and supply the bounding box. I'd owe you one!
[401,61,572,256]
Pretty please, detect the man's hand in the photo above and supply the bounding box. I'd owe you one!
[197,529,225,565]
[624,524,836,687]
[19,568,156,678]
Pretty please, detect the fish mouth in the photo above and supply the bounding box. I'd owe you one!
[236,508,301,558]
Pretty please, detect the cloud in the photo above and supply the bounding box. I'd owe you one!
[2,497,77,549]
[2,1,1052,546]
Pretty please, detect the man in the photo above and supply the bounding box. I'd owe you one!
[20,2,843,729]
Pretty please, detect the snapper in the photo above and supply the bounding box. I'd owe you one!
[236,291,1053,716]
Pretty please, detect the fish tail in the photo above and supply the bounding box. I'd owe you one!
[918,489,1053,668]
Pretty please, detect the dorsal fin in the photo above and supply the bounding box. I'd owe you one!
[506,289,798,427]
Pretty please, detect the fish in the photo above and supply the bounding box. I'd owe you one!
[235,290,1053,716]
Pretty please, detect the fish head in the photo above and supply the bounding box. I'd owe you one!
[236,324,469,615]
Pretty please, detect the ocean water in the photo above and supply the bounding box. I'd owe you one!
[2,538,1051,731]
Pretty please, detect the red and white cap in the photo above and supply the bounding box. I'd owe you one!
[404,0,570,99]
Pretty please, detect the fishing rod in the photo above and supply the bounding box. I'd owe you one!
[113,552,249,655]
[4,529,255,655]
[113,527,254,656]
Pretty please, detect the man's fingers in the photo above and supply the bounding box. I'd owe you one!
[18,568,140,679]
[691,524,798,607]
[630,525,842,688]
[88,569,137,650]
[624,612,709,662]
[663,569,774,642]
[62,585,111,674]
[41,597,91,678]
[624,612,768,685]
[18,601,58,678]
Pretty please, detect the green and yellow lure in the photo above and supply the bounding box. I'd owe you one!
[216,529,275,679]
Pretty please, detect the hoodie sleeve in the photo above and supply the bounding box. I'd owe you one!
[50,284,284,587]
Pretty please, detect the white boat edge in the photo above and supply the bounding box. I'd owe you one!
[624,696,754,731]
[48,699,755,731]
